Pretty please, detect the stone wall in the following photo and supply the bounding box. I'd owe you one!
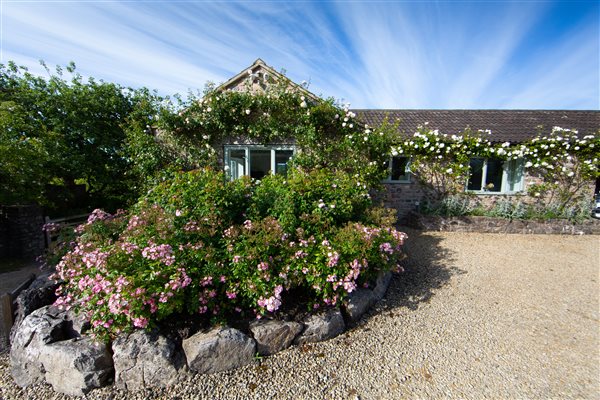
[403,212,600,235]
[378,172,597,221]
[376,182,424,219]
[0,205,45,260]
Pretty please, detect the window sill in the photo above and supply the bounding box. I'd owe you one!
[466,191,525,196]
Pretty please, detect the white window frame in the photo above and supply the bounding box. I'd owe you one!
[466,158,525,194]
[383,156,411,184]
[223,144,296,180]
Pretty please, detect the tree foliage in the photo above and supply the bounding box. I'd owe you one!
[0,61,160,212]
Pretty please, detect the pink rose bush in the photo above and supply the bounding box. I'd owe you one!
[49,168,407,341]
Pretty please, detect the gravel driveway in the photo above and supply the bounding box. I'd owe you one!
[1,230,598,399]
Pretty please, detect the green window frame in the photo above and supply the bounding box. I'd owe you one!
[224,145,295,180]
[383,156,411,183]
[467,158,524,194]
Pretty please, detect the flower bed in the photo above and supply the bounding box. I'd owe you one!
[48,168,407,341]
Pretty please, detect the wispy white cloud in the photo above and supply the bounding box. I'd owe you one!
[2,1,598,109]
[498,23,599,110]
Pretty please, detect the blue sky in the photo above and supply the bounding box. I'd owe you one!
[2,0,599,109]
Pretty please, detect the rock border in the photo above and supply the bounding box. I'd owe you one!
[8,270,393,395]
[403,212,600,235]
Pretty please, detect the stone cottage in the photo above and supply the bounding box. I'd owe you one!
[212,59,600,218]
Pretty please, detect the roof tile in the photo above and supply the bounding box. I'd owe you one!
[352,110,599,143]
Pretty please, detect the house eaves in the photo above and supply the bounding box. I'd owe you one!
[215,58,320,102]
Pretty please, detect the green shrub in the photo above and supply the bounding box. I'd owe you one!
[50,168,407,341]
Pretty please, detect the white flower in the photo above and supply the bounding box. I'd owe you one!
[300,101,307,108]
[245,109,251,115]
[446,168,453,174]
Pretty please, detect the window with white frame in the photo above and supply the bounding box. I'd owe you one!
[467,158,524,193]
[383,156,411,183]
[224,145,295,180]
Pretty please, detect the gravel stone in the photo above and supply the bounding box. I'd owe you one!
[1,230,598,399]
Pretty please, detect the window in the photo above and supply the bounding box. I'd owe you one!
[224,145,295,180]
[382,156,411,183]
[467,158,524,193]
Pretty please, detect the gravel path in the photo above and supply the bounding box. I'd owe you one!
[1,230,598,399]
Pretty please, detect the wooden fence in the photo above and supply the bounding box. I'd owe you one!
[44,213,89,251]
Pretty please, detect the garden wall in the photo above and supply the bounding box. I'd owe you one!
[0,205,45,260]
[377,182,424,219]
[403,212,600,235]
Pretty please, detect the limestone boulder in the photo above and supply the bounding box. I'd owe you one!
[65,309,91,336]
[112,330,186,390]
[10,305,68,387]
[373,271,393,301]
[343,288,376,323]
[10,274,59,343]
[182,326,256,374]
[39,337,113,396]
[249,320,303,356]
[294,308,345,345]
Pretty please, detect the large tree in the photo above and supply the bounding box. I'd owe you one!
[0,61,160,212]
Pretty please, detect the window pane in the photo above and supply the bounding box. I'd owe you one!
[485,159,503,192]
[390,156,409,181]
[228,149,246,180]
[467,158,484,190]
[506,159,524,192]
[275,150,293,176]
[250,149,271,179]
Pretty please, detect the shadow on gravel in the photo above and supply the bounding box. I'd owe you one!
[382,227,465,311]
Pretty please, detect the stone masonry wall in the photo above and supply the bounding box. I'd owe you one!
[378,172,597,220]
[376,182,425,219]
[403,212,600,235]
[0,205,45,260]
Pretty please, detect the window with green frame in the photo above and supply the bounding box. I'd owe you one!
[224,145,295,180]
[467,158,524,193]
[383,156,411,183]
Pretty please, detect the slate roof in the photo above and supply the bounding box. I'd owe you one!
[352,109,600,143]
